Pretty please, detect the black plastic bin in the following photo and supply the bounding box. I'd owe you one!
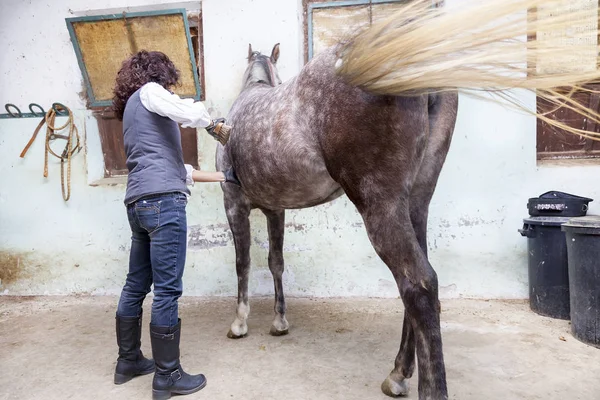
[562,216,600,348]
[520,217,572,319]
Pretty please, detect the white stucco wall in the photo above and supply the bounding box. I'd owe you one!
[1,0,599,299]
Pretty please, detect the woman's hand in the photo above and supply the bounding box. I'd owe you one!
[205,118,233,145]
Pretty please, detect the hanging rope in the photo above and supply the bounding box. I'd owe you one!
[20,104,81,201]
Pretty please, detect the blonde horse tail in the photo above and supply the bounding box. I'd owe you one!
[336,0,600,140]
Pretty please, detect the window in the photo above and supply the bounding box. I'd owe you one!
[533,1,600,161]
[537,86,600,161]
[66,8,204,177]
[303,0,443,63]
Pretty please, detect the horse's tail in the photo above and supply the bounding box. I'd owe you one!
[335,0,600,141]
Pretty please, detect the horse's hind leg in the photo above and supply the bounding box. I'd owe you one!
[261,208,289,336]
[342,202,448,400]
[224,188,253,339]
[382,92,458,397]
[360,199,447,399]
[326,95,451,399]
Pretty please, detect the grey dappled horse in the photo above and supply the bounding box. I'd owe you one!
[215,43,458,400]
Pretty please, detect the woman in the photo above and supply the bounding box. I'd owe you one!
[111,50,238,400]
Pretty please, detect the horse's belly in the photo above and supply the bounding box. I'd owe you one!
[242,165,343,209]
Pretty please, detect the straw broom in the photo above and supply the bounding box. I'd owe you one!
[335,0,600,141]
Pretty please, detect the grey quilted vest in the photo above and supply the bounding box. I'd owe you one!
[122,88,190,205]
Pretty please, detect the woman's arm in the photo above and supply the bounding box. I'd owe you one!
[140,82,233,144]
[192,170,225,183]
[185,164,240,186]
[140,82,212,128]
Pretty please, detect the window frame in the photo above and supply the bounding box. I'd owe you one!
[305,0,403,62]
[530,3,600,162]
[66,8,202,108]
[303,0,443,63]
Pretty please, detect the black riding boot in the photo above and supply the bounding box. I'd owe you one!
[150,319,207,400]
[115,310,155,384]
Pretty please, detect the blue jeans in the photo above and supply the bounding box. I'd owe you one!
[117,192,188,327]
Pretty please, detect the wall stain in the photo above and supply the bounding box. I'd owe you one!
[285,222,306,232]
[0,251,32,285]
[437,216,505,229]
[458,217,485,227]
[188,224,233,249]
[253,237,269,249]
[439,219,451,228]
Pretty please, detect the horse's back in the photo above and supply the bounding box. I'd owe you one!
[218,46,456,210]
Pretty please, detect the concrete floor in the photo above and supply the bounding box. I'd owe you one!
[0,296,598,400]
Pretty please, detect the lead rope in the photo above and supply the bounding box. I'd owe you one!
[20,105,81,201]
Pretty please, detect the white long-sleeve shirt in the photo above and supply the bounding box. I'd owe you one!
[139,82,211,186]
[139,82,212,129]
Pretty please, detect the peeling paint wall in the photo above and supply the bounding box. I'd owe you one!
[2,0,600,299]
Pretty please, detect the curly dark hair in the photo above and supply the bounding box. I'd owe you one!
[112,50,181,120]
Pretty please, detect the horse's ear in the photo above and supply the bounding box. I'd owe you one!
[248,43,253,62]
[270,43,280,64]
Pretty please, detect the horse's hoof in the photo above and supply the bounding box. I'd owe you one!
[381,372,410,397]
[270,315,289,336]
[228,319,248,339]
[227,329,247,339]
[269,326,289,336]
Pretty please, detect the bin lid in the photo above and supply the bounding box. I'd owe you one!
[562,215,600,229]
[535,191,593,202]
[523,216,571,226]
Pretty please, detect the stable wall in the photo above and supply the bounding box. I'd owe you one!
[2,0,599,299]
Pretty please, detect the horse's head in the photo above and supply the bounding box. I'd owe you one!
[242,43,282,89]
